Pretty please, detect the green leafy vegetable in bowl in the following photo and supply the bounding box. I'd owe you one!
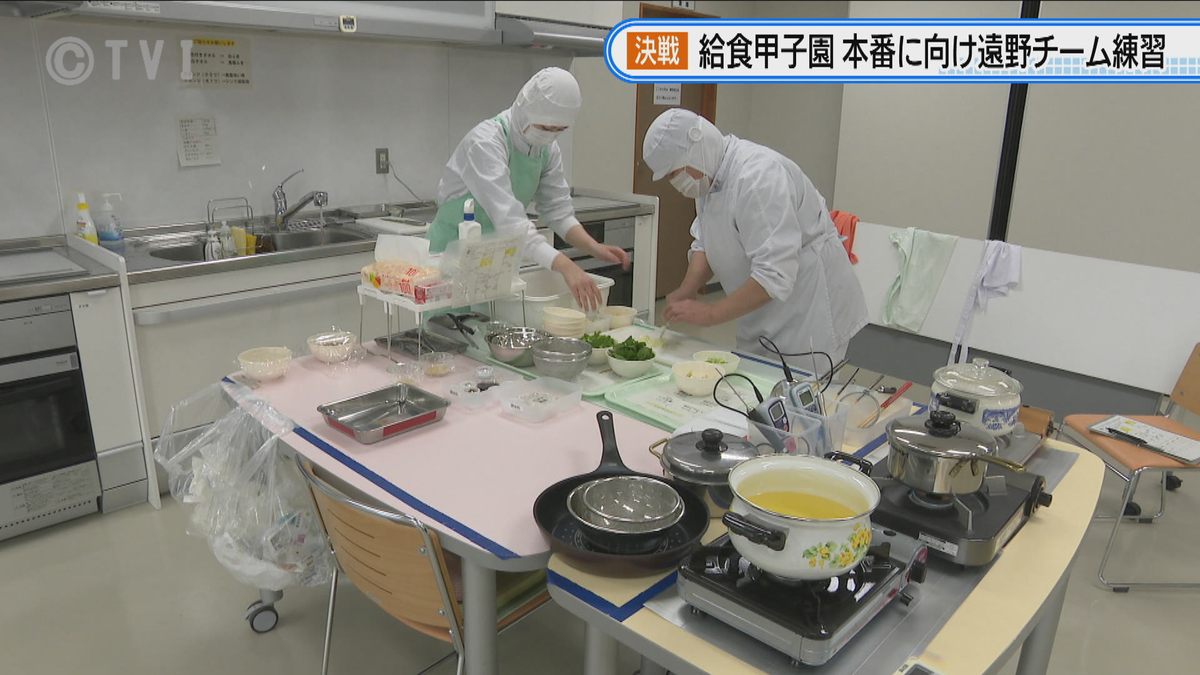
[582,332,616,349]
[706,357,729,365]
[610,336,656,362]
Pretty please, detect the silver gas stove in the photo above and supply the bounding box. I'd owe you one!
[677,527,928,667]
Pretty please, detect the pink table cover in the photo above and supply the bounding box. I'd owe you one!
[230,351,670,559]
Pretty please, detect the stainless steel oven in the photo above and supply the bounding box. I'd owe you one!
[0,295,101,542]
[550,217,636,307]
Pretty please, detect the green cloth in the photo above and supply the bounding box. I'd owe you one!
[427,116,547,254]
[882,227,959,332]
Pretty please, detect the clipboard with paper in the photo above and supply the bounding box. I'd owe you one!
[1088,415,1200,465]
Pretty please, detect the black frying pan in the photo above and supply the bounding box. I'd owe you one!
[533,410,710,577]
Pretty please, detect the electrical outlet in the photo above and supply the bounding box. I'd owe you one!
[671,0,695,10]
[375,148,389,174]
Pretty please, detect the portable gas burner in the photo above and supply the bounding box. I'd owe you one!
[871,466,1053,566]
[677,527,928,667]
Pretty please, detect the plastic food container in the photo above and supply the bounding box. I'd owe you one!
[386,362,425,386]
[238,347,292,381]
[419,352,456,377]
[493,269,615,328]
[307,331,358,363]
[600,306,637,329]
[448,380,499,410]
[498,377,583,423]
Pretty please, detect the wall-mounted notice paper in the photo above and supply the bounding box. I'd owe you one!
[177,116,221,167]
[653,83,681,105]
[182,37,251,89]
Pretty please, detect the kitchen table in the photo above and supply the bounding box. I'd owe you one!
[223,348,672,675]
[546,438,1104,675]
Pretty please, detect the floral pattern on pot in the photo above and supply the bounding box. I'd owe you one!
[803,522,873,569]
[982,406,1020,432]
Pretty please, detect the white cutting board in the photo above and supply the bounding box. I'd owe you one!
[0,250,87,284]
[356,217,430,236]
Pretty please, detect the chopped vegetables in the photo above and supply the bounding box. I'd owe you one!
[582,332,616,349]
[706,357,729,365]
[609,336,656,362]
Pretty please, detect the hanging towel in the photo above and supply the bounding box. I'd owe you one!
[948,240,1022,365]
[828,210,860,263]
[882,227,959,332]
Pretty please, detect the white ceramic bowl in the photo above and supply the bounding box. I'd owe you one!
[543,307,587,323]
[307,331,358,363]
[600,306,637,329]
[693,350,739,374]
[607,351,655,379]
[587,346,610,367]
[584,315,611,333]
[672,361,727,397]
[238,347,292,381]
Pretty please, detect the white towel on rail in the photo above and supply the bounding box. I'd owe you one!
[949,240,1022,365]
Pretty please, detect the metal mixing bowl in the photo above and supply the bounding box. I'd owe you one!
[486,327,549,367]
[567,476,684,535]
[531,337,591,381]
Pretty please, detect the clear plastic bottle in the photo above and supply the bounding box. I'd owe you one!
[96,193,125,252]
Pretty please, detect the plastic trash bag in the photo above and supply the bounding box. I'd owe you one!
[155,383,333,591]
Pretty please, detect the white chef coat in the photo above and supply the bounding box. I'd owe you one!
[690,135,868,362]
[437,109,581,270]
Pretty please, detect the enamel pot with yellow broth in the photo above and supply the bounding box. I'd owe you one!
[721,452,880,580]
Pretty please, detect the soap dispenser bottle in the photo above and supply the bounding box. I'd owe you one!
[458,198,482,240]
[74,192,98,244]
[97,193,125,252]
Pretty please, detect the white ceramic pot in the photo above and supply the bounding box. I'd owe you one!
[930,358,1023,437]
[722,453,880,580]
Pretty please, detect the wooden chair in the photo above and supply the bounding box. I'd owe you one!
[1061,342,1200,592]
[296,457,550,674]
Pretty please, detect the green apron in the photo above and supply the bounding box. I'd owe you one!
[427,116,548,254]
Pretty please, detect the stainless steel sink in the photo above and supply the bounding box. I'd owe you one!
[147,227,374,262]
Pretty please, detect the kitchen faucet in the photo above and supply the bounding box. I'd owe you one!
[273,168,329,229]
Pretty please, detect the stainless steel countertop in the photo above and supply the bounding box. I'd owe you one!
[121,195,653,285]
[0,237,120,303]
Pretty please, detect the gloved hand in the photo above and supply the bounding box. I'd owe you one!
[663,298,717,327]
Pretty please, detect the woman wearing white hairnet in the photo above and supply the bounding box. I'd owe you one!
[646,108,867,363]
[428,67,627,311]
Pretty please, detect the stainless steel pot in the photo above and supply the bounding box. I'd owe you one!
[649,428,759,517]
[886,411,1025,494]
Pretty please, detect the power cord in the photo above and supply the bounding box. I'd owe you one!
[757,336,835,392]
[386,160,424,203]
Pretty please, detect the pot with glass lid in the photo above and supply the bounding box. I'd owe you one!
[930,358,1023,437]
[649,429,759,518]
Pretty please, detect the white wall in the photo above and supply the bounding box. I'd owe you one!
[0,16,567,240]
[496,0,623,26]
[1007,0,1200,274]
[833,1,1019,238]
[0,18,62,240]
[570,1,847,199]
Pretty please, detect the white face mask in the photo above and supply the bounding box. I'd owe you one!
[523,125,562,147]
[670,170,710,199]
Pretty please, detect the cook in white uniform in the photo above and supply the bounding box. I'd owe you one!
[644,109,868,363]
[429,67,628,311]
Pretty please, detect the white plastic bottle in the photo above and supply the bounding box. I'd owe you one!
[96,192,125,252]
[74,192,98,244]
[218,221,236,258]
[458,198,482,240]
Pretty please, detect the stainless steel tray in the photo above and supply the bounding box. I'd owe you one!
[317,384,450,444]
[375,329,469,357]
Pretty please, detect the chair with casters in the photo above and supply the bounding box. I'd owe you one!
[1061,342,1200,592]
[296,457,550,675]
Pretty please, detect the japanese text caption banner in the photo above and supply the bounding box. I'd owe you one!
[606,19,1200,82]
